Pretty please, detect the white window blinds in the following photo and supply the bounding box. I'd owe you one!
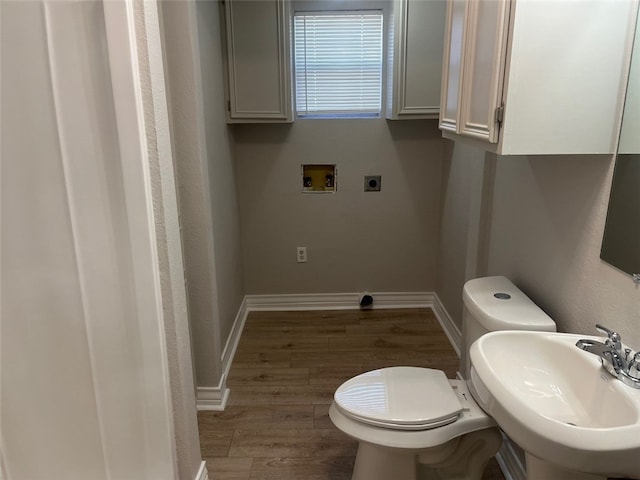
[294,11,383,117]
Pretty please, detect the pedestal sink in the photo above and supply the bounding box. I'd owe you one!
[468,330,640,480]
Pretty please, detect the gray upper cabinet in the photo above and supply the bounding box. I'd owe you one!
[386,0,446,120]
[223,0,293,123]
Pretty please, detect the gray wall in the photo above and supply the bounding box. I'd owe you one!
[161,0,245,389]
[486,154,640,346]
[197,1,245,346]
[234,119,443,294]
[165,0,640,394]
[436,141,485,330]
[139,3,203,478]
[437,142,640,347]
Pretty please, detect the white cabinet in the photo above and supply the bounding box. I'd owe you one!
[619,9,640,155]
[387,0,446,120]
[439,0,638,155]
[223,0,293,123]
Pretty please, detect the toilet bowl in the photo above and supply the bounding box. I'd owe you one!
[329,276,557,480]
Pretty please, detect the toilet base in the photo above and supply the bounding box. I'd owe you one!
[351,427,502,480]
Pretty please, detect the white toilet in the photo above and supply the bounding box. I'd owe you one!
[329,276,557,480]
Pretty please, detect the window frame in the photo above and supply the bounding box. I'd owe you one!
[291,0,390,120]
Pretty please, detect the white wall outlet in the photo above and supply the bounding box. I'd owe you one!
[296,246,307,263]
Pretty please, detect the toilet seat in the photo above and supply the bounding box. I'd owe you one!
[330,376,496,451]
[334,367,464,431]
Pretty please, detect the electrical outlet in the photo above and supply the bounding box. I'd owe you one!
[297,246,307,263]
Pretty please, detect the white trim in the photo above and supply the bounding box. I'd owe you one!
[496,433,527,480]
[430,293,462,357]
[221,297,249,379]
[196,298,249,411]
[102,1,179,477]
[196,376,230,412]
[246,292,359,310]
[195,461,209,480]
[244,291,433,311]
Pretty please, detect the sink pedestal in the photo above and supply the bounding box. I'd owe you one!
[525,453,606,480]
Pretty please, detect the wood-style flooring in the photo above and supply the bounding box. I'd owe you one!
[198,308,506,480]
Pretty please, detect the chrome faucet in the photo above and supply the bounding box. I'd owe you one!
[576,324,640,389]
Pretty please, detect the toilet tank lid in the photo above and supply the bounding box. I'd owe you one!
[463,276,556,332]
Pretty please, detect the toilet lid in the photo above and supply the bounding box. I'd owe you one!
[334,367,463,431]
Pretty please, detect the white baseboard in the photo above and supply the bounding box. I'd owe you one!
[196,376,229,411]
[244,292,360,310]
[222,297,249,379]
[430,293,462,357]
[244,291,434,311]
[496,433,527,480]
[195,461,209,480]
[196,298,249,411]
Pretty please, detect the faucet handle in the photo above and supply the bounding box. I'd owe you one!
[596,324,622,351]
[632,352,640,371]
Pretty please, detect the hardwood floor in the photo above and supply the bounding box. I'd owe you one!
[198,308,506,480]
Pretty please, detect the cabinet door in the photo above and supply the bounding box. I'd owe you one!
[439,0,468,132]
[388,0,446,119]
[439,0,509,142]
[224,0,292,122]
[458,0,510,143]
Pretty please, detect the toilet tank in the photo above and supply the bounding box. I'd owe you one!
[459,276,556,379]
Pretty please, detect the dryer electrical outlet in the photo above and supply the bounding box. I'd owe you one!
[364,175,381,191]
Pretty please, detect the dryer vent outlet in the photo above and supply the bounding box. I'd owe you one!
[359,294,374,309]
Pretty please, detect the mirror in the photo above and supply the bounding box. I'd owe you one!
[601,12,640,277]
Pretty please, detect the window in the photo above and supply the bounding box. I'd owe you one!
[294,11,383,118]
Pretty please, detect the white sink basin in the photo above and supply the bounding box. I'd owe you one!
[469,330,640,478]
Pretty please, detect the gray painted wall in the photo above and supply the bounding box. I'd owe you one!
[437,143,640,348]
[139,2,203,478]
[234,119,443,294]
[436,141,483,330]
[164,0,639,395]
[486,154,640,346]
[161,0,245,390]
[197,1,245,346]
[161,0,223,389]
